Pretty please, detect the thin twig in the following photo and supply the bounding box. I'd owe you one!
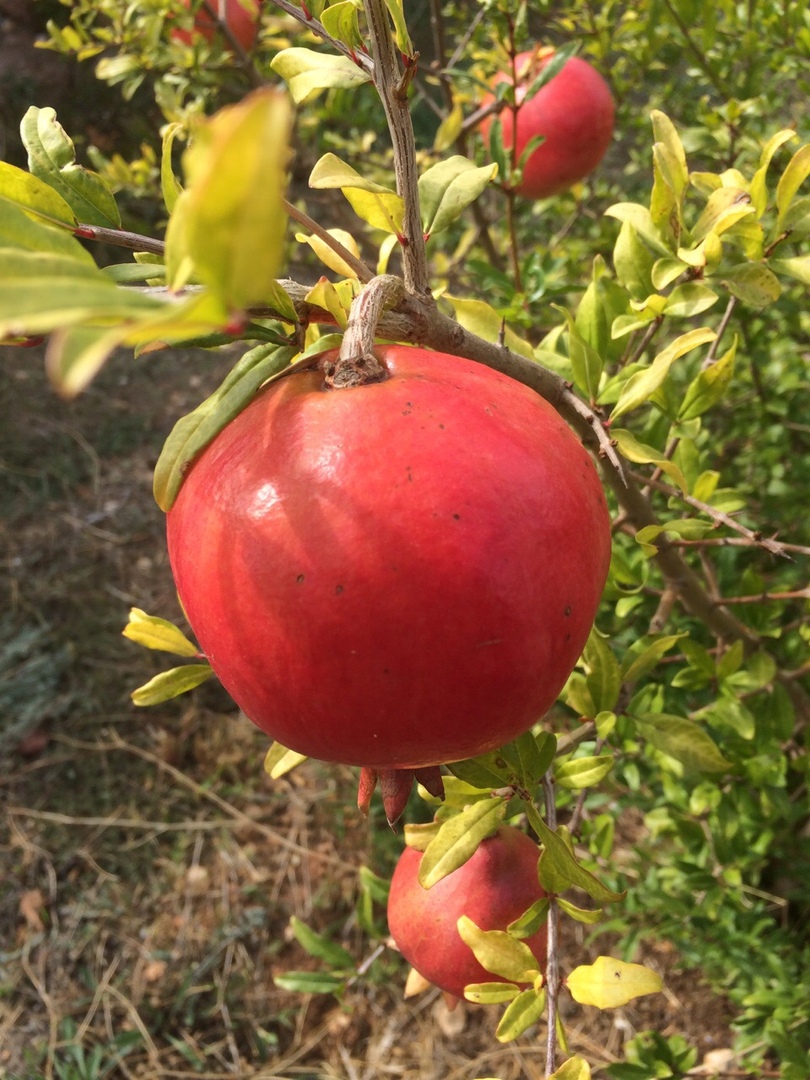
[542,772,560,1078]
[269,0,374,74]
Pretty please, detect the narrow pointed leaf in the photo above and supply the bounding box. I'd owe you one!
[123,608,200,656]
[495,985,546,1042]
[678,339,737,419]
[610,328,716,420]
[153,344,297,511]
[131,664,213,706]
[290,916,354,969]
[464,982,521,1004]
[556,755,614,791]
[419,156,498,237]
[776,143,810,230]
[418,796,507,888]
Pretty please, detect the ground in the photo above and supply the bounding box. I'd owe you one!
[0,344,744,1080]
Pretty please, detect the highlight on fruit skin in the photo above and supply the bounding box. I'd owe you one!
[386,825,547,1000]
[481,46,615,199]
[165,344,612,778]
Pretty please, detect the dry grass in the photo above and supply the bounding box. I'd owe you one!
[0,347,739,1080]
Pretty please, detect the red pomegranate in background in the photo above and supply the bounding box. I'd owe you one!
[172,0,261,51]
[387,826,547,999]
[166,345,612,771]
[481,48,615,198]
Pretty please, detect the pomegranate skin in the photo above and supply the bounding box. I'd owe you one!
[387,827,547,999]
[482,50,615,199]
[166,345,611,769]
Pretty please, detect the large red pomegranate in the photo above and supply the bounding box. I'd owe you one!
[387,826,547,999]
[481,48,615,199]
[166,345,611,771]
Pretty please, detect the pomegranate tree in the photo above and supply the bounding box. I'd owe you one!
[166,345,611,781]
[482,48,615,199]
[387,826,547,999]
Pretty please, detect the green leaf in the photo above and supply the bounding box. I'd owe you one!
[507,897,550,938]
[153,343,297,511]
[633,713,733,772]
[583,631,621,714]
[499,730,557,787]
[678,339,736,419]
[526,805,624,903]
[612,220,655,299]
[556,898,603,925]
[610,328,716,420]
[664,282,719,318]
[457,916,540,983]
[22,106,121,228]
[621,635,685,683]
[273,971,346,994]
[384,0,413,55]
[718,262,782,307]
[555,306,603,401]
[495,986,547,1042]
[445,295,535,358]
[770,255,810,286]
[160,122,185,215]
[691,186,754,244]
[605,202,671,256]
[122,608,199,656]
[321,1,363,50]
[131,664,213,706]
[309,153,396,195]
[547,1058,592,1080]
[0,196,92,261]
[0,161,76,227]
[776,142,810,231]
[419,156,498,237]
[264,741,308,779]
[417,775,495,807]
[445,753,514,789]
[270,47,372,104]
[566,956,663,1009]
[165,89,293,311]
[611,429,688,492]
[750,129,797,217]
[418,797,507,889]
[556,755,614,791]
[289,916,354,970]
[463,981,521,1005]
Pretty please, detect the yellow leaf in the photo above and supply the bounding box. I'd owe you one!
[123,607,200,656]
[566,956,663,1009]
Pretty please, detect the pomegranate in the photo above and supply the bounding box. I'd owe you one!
[387,826,547,999]
[482,48,615,199]
[172,0,261,51]
[166,345,611,775]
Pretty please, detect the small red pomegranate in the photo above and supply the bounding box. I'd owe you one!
[481,48,615,199]
[387,826,547,999]
[166,345,611,773]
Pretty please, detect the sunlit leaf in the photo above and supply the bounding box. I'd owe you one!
[678,339,737,420]
[445,295,534,358]
[718,263,781,307]
[611,328,716,420]
[418,797,507,888]
[22,106,121,228]
[123,608,200,656]
[556,755,614,790]
[166,89,293,311]
[271,47,371,104]
[419,156,498,237]
[457,916,540,983]
[495,985,546,1042]
[131,664,213,706]
[264,742,308,778]
[566,956,663,1009]
[776,142,810,230]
